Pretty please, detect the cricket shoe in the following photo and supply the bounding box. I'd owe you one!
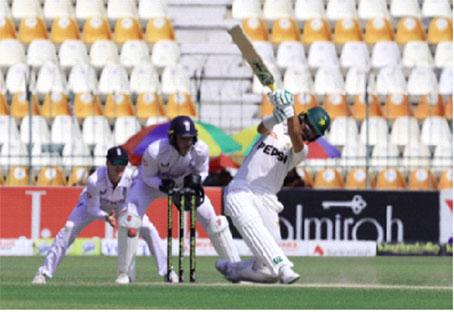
[166,270,179,283]
[32,273,48,285]
[279,266,300,284]
[215,259,229,275]
[115,273,131,284]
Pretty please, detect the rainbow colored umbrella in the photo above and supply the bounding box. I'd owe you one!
[232,125,341,159]
[123,121,241,165]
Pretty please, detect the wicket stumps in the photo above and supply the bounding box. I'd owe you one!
[167,188,197,283]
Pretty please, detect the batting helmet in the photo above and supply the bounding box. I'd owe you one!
[168,115,198,146]
[298,107,331,137]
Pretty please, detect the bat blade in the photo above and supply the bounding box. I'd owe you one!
[228,25,275,90]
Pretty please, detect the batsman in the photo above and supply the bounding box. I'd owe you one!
[116,115,240,284]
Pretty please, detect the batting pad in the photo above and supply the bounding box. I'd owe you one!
[206,216,241,262]
[117,227,139,277]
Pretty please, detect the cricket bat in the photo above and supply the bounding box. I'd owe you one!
[228,25,276,91]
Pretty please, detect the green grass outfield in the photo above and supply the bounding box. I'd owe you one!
[0,256,452,309]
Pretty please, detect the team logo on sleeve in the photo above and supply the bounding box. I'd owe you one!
[256,142,288,163]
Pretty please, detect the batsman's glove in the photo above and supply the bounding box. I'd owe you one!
[273,107,287,123]
[268,89,294,119]
[159,178,175,194]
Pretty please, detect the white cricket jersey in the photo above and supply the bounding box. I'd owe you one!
[79,166,135,218]
[230,123,308,194]
[138,138,209,189]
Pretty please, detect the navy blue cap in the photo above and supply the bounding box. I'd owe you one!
[106,146,128,166]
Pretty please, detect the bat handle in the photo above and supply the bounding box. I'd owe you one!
[267,83,276,92]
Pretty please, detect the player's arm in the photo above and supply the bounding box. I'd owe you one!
[85,175,109,219]
[140,148,175,193]
[287,114,305,153]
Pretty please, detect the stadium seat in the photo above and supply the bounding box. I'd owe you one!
[432,141,453,169]
[82,17,111,43]
[444,95,452,119]
[327,116,358,146]
[67,166,89,186]
[0,0,11,19]
[0,17,16,39]
[408,168,436,190]
[145,17,175,43]
[73,92,103,119]
[371,143,400,170]
[67,63,98,94]
[5,166,30,186]
[107,0,137,21]
[89,39,119,69]
[313,168,344,189]
[161,64,191,95]
[75,0,106,22]
[375,66,407,96]
[314,67,345,96]
[166,92,196,118]
[341,143,367,167]
[82,115,113,145]
[129,64,160,94]
[263,0,293,20]
[259,94,273,117]
[0,115,20,144]
[345,167,372,189]
[276,41,306,69]
[427,17,452,44]
[120,40,150,69]
[270,18,300,44]
[113,116,141,145]
[345,68,369,96]
[32,141,59,171]
[402,41,434,69]
[61,141,92,168]
[434,41,453,69]
[104,93,134,120]
[0,141,28,170]
[97,64,129,96]
[438,67,452,96]
[5,63,29,94]
[437,168,452,190]
[92,141,112,167]
[302,18,332,44]
[10,92,41,119]
[0,39,25,68]
[402,141,431,169]
[113,17,142,44]
[20,115,51,144]
[322,93,350,118]
[414,94,445,120]
[136,92,166,121]
[43,0,74,22]
[375,168,406,190]
[326,0,356,21]
[307,41,338,69]
[407,67,439,97]
[340,41,370,71]
[382,94,411,120]
[12,0,42,20]
[138,0,168,20]
[145,115,169,126]
[0,94,8,115]
[294,93,318,114]
[395,17,426,44]
[27,39,58,68]
[252,61,282,94]
[359,116,389,146]
[242,18,269,41]
[295,0,325,21]
[58,40,89,70]
[50,17,79,43]
[390,0,421,19]
[283,64,313,94]
[151,40,180,68]
[358,0,389,21]
[36,166,66,186]
[421,116,453,146]
[232,0,261,19]
[41,92,70,118]
[333,18,363,45]
[390,116,421,147]
[364,18,394,44]
[17,17,47,43]
[371,41,401,70]
[252,41,275,63]
[35,62,68,97]
[422,0,452,18]
[50,115,82,145]
[351,94,382,120]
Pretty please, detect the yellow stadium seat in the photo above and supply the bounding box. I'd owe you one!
[444,96,452,120]
[0,94,9,115]
[345,168,374,189]
[73,92,103,119]
[6,166,30,186]
[313,168,344,189]
[0,168,3,185]
[113,18,143,44]
[351,94,382,120]
[375,168,406,190]
[104,93,134,119]
[427,17,453,44]
[323,94,350,119]
[41,93,70,118]
[382,94,412,120]
[414,94,445,120]
[395,17,426,44]
[17,17,48,44]
[438,169,452,190]
[145,17,175,43]
[294,93,318,115]
[36,166,66,186]
[10,93,41,119]
[364,18,394,44]
[302,18,331,45]
[242,18,269,41]
[82,17,111,44]
[50,17,80,43]
[0,17,16,39]
[260,94,274,117]
[136,92,166,120]
[166,92,197,118]
[408,168,436,190]
[334,18,363,45]
[270,18,301,44]
[67,166,89,186]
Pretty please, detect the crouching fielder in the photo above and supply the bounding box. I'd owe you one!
[116,115,240,284]
[32,146,169,284]
[217,89,331,284]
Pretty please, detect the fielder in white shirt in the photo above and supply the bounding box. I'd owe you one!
[32,146,169,284]
[115,115,240,284]
[216,89,331,284]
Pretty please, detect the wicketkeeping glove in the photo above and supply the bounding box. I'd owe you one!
[159,178,175,194]
[268,89,294,119]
